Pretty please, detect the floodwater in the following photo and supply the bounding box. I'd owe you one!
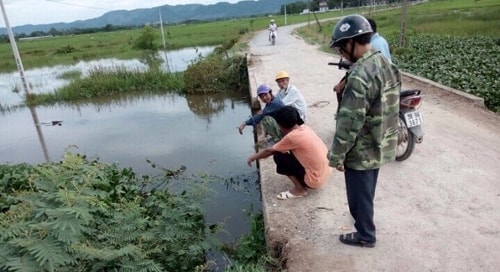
[0,47,262,267]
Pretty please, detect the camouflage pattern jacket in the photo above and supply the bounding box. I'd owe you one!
[328,50,401,170]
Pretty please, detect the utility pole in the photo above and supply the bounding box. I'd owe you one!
[284,3,287,25]
[1,0,50,162]
[308,0,311,26]
[159,9,170,73]
[399,0,408,47]
[1,0,31,96]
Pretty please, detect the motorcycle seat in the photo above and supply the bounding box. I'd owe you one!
[400,89,421,97]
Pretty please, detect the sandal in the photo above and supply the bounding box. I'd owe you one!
[276,190,307,200]
[339,232,376,248]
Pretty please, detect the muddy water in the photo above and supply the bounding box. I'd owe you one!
[0,47,262,265]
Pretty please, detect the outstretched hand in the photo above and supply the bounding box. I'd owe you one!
[238,123,246,135]
[247,154,257,166]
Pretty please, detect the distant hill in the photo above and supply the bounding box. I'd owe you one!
[1,0,306,35]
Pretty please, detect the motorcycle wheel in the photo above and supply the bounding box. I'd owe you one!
[271,36,275,45]
[396,113,415,161]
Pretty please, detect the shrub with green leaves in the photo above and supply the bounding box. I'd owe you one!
[391,34,500,111]
[134,26,159,51]
[183,46,249,94]
[222,213,280,272]
[0,152,218,272]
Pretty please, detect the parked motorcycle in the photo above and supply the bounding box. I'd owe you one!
[328,60,424,161]
[397,89,424,161]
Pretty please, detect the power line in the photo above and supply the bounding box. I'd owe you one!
[45,0,111,11]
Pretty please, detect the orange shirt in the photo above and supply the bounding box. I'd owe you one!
[273,125,332,188]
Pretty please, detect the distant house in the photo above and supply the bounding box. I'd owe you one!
[319,0,329,12]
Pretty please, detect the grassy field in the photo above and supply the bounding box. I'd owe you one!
[0,4,385,74]
[0,11,346,74]
[297,0,500,49]
[3,1,497,73]
[0,22,242,73]
[296,0,500,111]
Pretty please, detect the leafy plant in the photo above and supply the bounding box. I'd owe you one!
[183,49,249,94]
[134,26,159,51]
[391,34,500,111]
[222,212,281,272]
[0,152,219,272]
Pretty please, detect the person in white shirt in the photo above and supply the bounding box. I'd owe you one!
[268,19,278,42]
[274,70,307,122]
[257,70,307,145]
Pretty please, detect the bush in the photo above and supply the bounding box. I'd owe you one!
[134,26,159,51]
[183,52,249,94]
[0,152,218,272]
[222,213,281,272]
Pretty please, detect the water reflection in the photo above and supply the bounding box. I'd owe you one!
[186,93,227,122]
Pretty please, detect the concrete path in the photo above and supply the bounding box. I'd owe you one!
[246,23,500,272]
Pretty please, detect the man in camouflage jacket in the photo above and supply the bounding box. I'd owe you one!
[327,14,401,247]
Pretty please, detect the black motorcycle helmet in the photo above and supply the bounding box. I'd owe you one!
[328,14,373,49]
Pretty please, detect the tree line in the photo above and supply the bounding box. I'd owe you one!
[0,24,138,43]
[281,0,421,14]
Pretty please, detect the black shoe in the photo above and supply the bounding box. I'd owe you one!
[339,232,376,248]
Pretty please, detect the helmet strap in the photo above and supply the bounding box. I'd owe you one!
[349,40,357,62]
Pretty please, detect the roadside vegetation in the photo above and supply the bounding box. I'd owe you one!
[0,152,280,272]
[0,152,214,271]
[297,0,500,111]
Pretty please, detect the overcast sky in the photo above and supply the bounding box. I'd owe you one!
[0,0,242,27]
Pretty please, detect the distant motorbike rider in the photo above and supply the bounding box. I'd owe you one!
[268,19,278,42]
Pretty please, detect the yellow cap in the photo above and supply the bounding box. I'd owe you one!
[275,70,289,81]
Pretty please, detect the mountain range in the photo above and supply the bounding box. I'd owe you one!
[1,0,306,35]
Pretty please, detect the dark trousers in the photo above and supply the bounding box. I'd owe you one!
[344,167,379,243]
[273,152,310,189]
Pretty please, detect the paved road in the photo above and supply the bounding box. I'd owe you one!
[246,23,500,272]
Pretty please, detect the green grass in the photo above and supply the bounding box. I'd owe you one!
[366,0,500,38]
[0,9,361,74]
[3,1,497,73]
[57,70,81,80]
[296,0,500,111]
[0,21,246,73]
[297,0,500,49]
[27,66,184,105]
